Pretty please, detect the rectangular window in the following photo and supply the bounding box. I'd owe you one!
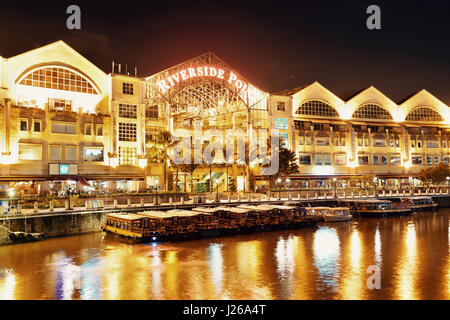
[340,138,346,146]
[358,138,362,147]
[412,156,423,165]
[390,139,394,148]
[373,139,386,147]
[323,154,332,165]
[306,136,311,145]
[275,118,289,130]
[20,119,28,131]
[119,146,137,165]
[444,156,449,165]
[315,154,322,165]
[85,124,92,135]
[396,139,400,148]
[49,145,61,161]
[299,154,311,165]
[417,140,422,148]
[298,136,304,146]
[334,138,340,146]
[364,138,369,147]
[18,143,42,160]
[51,122,76,134]
[426,155,432,165]
[358,155,369,165]
[146,105,159,119]
[334,154,346,165]
[443,140,447,148]
[277,102,285,111]
[279,132,288,148]
[84,148,104,162]
[381,155,388,165]
[119,103,137,119]
[426,140,439,148]
[315,137,330,146]
[66,146,77,161]
[373,155,379,165]
[411,140,415,148]
[390,156,401,165]
[96,124,103,136]
[118,122,137,142]
[435,156,439,164]
[33,120,41,132]
[49,98,72,111]
[122,82,134,95]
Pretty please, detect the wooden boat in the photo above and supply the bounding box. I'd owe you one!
[211,206,248,230]
[104,213,147,240]
[103,204,320,243]
[400,197,438,212]
[340,199,412,217]
[323,207,352,222]
[305,207,330,221]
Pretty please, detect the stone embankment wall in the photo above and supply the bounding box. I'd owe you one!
[1,212,106,245]
[0,225,12,245]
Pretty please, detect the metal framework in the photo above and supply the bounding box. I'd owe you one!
[145,52,267,123]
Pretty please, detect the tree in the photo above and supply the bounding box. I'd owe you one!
[418,163,450,185]
[268,147,299,187]
[147,131,176,192]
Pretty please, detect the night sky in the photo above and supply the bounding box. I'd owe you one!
[0,0,449,103]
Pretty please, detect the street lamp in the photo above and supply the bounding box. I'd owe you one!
[333,177,337,198]
[215,179,219,202]
[8,188,14,214]
[277,178,282,199]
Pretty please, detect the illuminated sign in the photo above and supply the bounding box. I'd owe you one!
[158,66,248,93]
[59,164,70,175]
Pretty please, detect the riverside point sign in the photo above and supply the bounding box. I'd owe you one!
[157,66,248,93]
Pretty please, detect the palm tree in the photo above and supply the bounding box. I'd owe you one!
[146,131,176,192]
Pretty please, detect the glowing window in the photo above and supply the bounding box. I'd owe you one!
[19,67,98,94]
[296,100,338,117]
[118,122,137,142]
[275,118,288,130]
[119,103,137,119]
[352,104,392,120]
[119,146,137,165]
[406,107,443,122]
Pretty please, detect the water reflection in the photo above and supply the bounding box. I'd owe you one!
[1,210,449,300]
[0,269,16,300]
[395,222,418,300]
[313,227,341,292]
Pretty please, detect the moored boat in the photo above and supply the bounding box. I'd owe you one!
[400,197,438,212]
[323,207,353,222]
[340,199,412,217]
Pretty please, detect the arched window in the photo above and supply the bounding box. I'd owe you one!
[405,107,443,122]
[352,104,392,120]
[296,100,338,117]
[18,66,99,94]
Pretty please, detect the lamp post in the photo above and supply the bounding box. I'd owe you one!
[215,179,219,202]
[286,178,291,199]
[333,177,337,198]
[277,178,282,200]
[8,188,14,214]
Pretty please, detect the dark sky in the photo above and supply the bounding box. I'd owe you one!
[0,0,449,103]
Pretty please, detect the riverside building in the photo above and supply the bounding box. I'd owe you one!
[0,41,449,194]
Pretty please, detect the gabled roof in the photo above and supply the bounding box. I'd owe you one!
[337,87,370,102]
[271,84,310,96]
[6,40,106,76]
[397,90,423,105]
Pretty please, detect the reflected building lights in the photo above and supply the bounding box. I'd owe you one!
[274,236,296,299]
[208,244,224,295]
[339,227,364,300]
[0,270,16,300]
[313,227,341,292]
[396,222,418,300]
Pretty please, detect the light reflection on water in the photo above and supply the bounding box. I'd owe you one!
[0,209,449,300]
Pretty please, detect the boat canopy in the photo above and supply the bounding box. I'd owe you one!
[216,206,250,214]
[107,213,143,220]
[192,207,222,213]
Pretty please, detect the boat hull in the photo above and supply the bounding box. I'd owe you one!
[323,215,352,222]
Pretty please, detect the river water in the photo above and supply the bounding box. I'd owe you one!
[0,209,449,300]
